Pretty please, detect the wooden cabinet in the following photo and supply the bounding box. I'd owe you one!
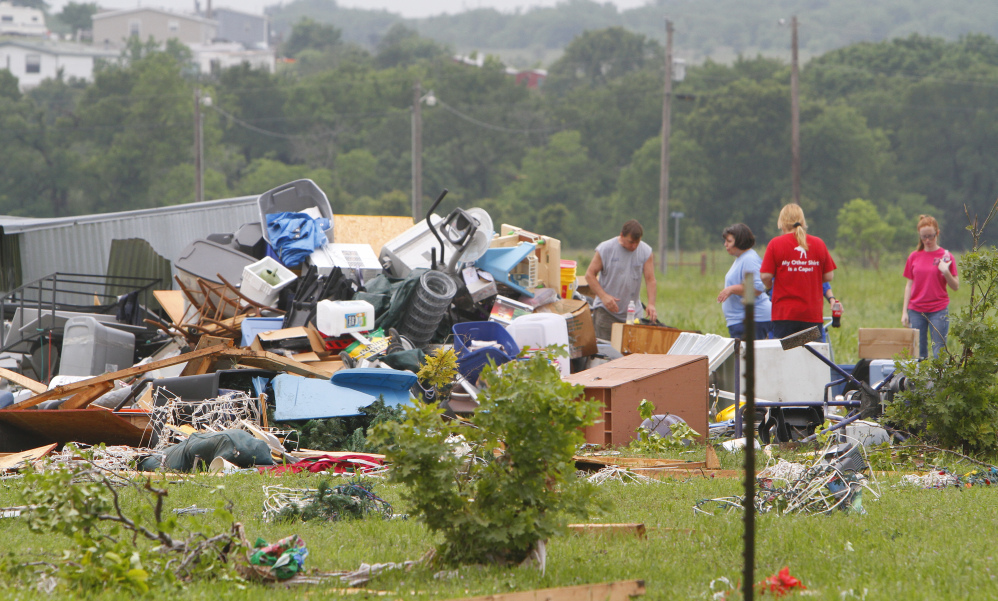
[565,354,708,447]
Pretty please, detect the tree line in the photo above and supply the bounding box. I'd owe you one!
[2,24,997,257]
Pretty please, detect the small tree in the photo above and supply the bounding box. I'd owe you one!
[835,198,895,269]
[372,349,600,565]
[888,200,998,453]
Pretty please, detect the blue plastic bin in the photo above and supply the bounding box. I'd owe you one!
[452,321,519,359]
[457,346,512,384]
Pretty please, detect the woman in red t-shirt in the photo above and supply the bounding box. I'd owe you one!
[901,215,959,358]
[760,204,837,339]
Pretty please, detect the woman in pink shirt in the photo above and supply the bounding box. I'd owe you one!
[901,215,959,358]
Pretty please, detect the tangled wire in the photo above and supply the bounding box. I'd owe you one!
[694,442,880,516]
[145,391,262,449]
[263,479,393,522]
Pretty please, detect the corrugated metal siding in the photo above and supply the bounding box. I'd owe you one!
[10,198,259,286]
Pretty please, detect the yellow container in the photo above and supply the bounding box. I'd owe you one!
[560,260,577,299]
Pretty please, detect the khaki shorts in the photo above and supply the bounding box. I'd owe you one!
[592,306,624,341]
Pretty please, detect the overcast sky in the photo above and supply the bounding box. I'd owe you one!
[51,0,652,18]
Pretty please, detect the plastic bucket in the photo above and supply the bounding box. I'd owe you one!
[560,260,577,299]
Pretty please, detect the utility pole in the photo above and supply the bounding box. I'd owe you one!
[658,18,673,274]
[194,87,203,203]
[411,80,423,220]
[790,15,800,205]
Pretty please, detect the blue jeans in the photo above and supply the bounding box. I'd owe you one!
[908,308,949,358]
[728,321,774,340]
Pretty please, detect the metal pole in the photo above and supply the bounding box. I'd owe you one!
[741,272,756,601]
[657,19,673,274]
[674,214,680,261]
[790,15,800,205]
[411,81,423,220]
[194,88,203,203]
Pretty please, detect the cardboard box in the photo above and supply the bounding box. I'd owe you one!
[250,326,328,362]
[858,328,918,359]
[536,298,598,358]
[564,354,708,446]
[494,224,562,290]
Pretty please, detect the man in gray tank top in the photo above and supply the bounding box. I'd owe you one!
[585,220,658,340]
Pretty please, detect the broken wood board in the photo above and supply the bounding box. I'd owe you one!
[441,580,645,601]
[0,443,58,472]
[289,449,387,461]
[575,455,707,470]
[705,445,721,470]
[61,381,114,410]
[568,523,646,539]
[4,345,331,411]
[634,468,745,480]
[180,336,235,377]
[0,368,46,394]
[0,409,146,448]
[333,214,414,254]
[153,289,187,326]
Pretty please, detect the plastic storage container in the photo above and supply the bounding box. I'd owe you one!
[257,179,335,245]
[505,313,570,377]
[175,239,256,288]
[241,256,297,307]
[308,243,382,280]
[316,299,376,337]
[560,259,577,299]
[58,315,136,377]
[452,321,520,358]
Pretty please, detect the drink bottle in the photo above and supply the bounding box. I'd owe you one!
[627,300,636,324]
[831,301,843,328]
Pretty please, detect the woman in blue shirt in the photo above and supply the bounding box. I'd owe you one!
[717,223,773,339]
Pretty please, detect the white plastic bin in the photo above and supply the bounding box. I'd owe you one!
[241,256,297,307]
[316,299,376,337]
[506,313,570,377]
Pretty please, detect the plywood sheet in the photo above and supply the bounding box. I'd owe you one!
[0,409,146,447]
[334,215,414,255]
[0,443,57,471]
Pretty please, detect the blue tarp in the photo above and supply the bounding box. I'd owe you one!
[272,368,417,421]
[266,212,328,267]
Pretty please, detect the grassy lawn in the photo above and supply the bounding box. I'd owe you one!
[2,463,996,600]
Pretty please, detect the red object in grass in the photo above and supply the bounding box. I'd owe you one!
[758,567,806,596]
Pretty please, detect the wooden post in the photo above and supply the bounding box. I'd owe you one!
[658,19,673,275]
[790,15,800,205]
[411,80,423,220]
[741,273,756,601]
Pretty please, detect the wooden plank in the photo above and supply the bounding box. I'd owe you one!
[180,336,234,376]
[61,381,114,410]
[0,443,57,472]
[153,289,187,326]
[568,523,646,539]
[441,580,645,601]
[705,445,721,470]
[333,214,414,253]
[0,409,146,448]
[575,455,706,469]
[620,325,688,355]
[0,367,47,394]
[4,343,234,410]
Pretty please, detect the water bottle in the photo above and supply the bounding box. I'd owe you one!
[831,300,843,328]
[627,300,636,324]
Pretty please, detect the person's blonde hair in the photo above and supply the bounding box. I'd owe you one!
[916,214,940,252]
[777,204,808,251]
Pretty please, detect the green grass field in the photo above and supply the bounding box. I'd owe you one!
[2,464,996,601]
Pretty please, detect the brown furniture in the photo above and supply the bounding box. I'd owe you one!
[565,354,708,447]
[609,323,692,355]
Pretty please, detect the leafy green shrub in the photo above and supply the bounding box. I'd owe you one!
[7,446,243,594]
[372,349,601,565]
[888,205,998,453]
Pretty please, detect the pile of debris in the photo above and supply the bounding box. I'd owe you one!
[0,180,615,465]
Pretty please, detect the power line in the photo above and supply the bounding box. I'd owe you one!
[436,99,559,134]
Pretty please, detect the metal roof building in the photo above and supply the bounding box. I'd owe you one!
[0,197,259,292]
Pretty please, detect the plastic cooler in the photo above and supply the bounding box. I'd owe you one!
[257,179,335,246]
